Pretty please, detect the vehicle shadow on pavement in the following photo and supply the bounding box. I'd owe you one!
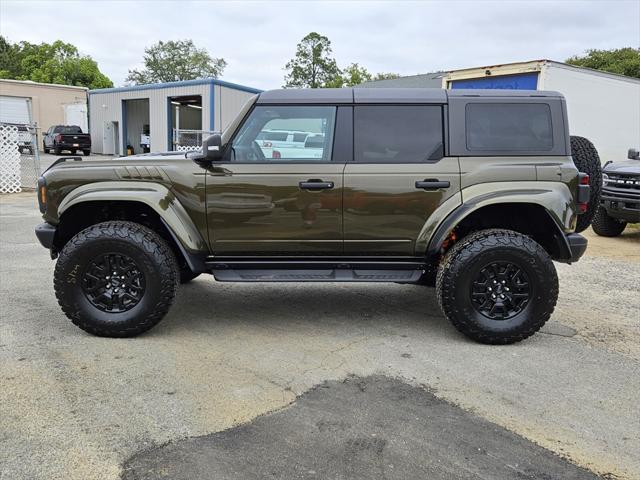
[121,375,599,480]
[154,279,455,339]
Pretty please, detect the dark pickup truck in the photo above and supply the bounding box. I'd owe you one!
[43,125,91,156]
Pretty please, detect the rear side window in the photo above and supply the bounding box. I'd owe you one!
[354,106,444,163]
[465,103,552,151]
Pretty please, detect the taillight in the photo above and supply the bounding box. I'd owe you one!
[55,134,62,142]
[577,172,590,214]
[272,150,281,159]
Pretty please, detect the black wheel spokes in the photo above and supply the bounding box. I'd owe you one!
[81,253,145,313]
[470,261,532,320]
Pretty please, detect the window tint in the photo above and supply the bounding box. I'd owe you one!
[232,106,336,162]
[465,103,553,151]
[354,106,444,163]
[54,126,83,134]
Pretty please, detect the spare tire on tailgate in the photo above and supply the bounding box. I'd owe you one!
[570,136,602,233]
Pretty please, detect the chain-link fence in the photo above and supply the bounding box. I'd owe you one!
[0,123,41,193]
[172,129,216,152]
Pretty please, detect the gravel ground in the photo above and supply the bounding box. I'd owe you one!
[1,192,639,480]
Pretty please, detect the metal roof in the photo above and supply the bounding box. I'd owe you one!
[358,72,445,89]
[89,78,262,95]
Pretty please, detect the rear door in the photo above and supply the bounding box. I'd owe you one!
[343,104,461,255]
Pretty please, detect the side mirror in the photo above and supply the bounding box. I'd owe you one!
[628,148,639,160]
[191,133,224,168]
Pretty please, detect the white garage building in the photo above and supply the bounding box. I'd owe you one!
[88,79,261,155]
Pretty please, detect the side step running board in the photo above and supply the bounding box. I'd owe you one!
[212,268,423,283]
[207,257,426,283]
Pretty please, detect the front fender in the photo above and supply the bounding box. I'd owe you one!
[57,181,207,253]
[418,181,577,257]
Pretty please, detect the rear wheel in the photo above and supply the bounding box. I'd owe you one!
[54,146,62,155]
[436,229,558,344]
[54,221,179,337]
[83,150,90,156]
[591,206,626,237]
[570,136,602,233]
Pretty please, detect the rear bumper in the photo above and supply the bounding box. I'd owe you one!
[566,233,588,263]
[35,222,56,250]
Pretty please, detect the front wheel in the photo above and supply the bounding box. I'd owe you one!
[436,229,558,344]
[591,206,626,237]
[54,221,179,337]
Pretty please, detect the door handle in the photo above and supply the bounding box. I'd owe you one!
[415,179,450,190]
[299,179,334,190]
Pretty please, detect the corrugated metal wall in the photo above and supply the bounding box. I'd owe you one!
[217,86,256,131]
[89,83,211,154]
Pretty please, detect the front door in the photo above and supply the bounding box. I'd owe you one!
[206,105,346,256]
[343,105,461,255]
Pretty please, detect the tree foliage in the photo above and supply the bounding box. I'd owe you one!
[0,36,113,89]
[372,72,402,81]
[284,32,341,88]
[566,47,640,79]
[326,63,373,87]
[126,39,226,85]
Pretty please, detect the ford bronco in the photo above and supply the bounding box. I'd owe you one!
[591,148,640,237]
[35,88,601,344]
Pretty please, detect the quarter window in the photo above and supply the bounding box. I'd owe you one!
[465,103,553,151]
[231,106,336,162]
[354,106,444,163]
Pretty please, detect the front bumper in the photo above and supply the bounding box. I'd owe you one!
[566,233,588,263]
[35,222,56,250]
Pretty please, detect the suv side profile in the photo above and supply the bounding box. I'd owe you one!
[35,88,599,344]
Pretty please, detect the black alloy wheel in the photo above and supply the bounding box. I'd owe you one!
[470,261,531,320]
[82,253,146,313]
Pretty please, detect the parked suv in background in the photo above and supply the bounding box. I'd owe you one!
[592,148,640,237]
[35,88,601,344]
[43,125,91,156]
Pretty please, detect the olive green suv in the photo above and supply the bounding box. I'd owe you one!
[35,88,601,344]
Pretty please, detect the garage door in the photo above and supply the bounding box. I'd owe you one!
[0,96,30,124]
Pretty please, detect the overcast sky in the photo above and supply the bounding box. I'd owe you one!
[1,0,639,89]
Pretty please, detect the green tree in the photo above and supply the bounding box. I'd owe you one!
[284,32,340,88]
[566,47,640,79]
[0,37,113,89]
[126,39,226,85]
[327,63,373,87]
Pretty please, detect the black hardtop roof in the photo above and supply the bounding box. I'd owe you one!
[256,88,563,104]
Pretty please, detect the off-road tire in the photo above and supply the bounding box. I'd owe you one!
[436,229,558,345]
[54,221,179,337]
[180,269,200,284]
[591,206,627,237]
[570,136,602,233]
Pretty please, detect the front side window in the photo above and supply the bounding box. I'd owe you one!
[465,103,553,151]
[231,106,336,162]
[354,106,444,163]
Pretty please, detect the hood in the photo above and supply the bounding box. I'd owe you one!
[44,151,188,173]
[603,160,640,176]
